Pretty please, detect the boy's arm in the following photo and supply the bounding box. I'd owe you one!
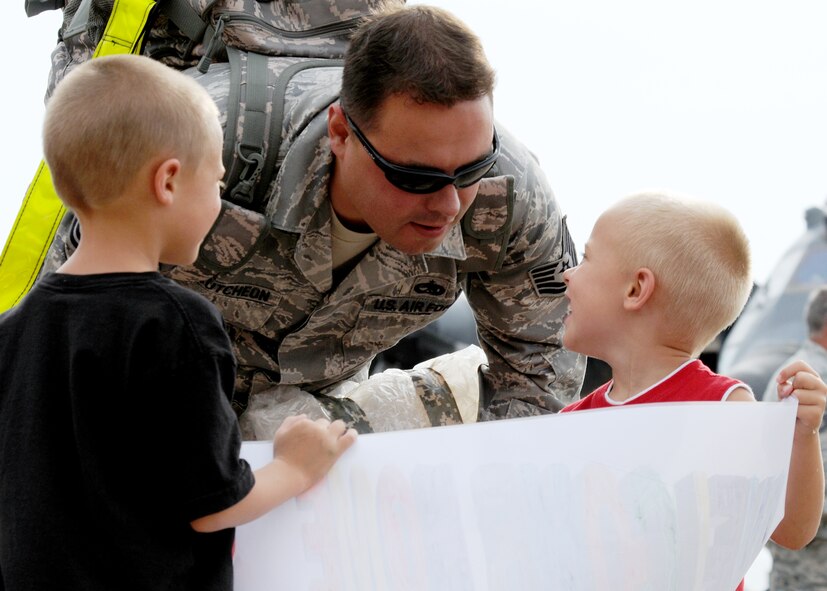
[191,416,357,533]
[769,361,826,549]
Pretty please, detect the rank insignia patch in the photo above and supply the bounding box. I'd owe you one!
[529,216,578,297]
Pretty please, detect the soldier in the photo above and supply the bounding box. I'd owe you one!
[43,4,586,433]
[764,286,827,590]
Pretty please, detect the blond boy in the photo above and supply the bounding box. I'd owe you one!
[0,54,356,590]
[560,191,826,591]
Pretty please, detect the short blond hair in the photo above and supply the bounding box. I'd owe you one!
[607,191,752,354]
[43,54,219,210]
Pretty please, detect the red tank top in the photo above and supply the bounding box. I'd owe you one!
[561,359,748,412]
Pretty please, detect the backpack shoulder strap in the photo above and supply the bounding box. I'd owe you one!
[93,0,158,56]
[256,57,343,208]
[222,52,343,211]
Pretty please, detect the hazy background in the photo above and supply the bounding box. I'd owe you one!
[2,1,826,288]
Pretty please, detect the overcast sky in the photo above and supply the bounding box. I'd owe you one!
[3,1,826,285]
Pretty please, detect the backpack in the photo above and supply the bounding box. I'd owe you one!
[51,0,397,211]
[1,0,398,312]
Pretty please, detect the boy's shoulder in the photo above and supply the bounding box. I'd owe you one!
[152,273,219,312]
[150,275,232,353]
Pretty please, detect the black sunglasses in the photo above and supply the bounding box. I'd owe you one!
[344,111,500,195]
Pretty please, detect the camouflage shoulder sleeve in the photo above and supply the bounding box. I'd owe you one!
[467,128,586,420]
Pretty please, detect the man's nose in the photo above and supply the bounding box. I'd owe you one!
[425,183,462,219]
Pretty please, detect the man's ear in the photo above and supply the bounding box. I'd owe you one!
[153,158,182,206]
[327,103,350,157]
[624,267,655,311]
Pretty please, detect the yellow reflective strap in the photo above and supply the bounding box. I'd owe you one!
[0,0,157,313]
[0,164,65,311]
[94,0,157,57]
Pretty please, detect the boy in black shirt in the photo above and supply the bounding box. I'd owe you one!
[0,54,356,590]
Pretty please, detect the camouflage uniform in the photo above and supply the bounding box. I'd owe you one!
[764,340,827,590]
[40,0,586,433]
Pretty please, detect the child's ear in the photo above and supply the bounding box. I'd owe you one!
[153,158,182,206]
[624,267,655,311]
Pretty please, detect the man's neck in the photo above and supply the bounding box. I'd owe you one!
[329,203,377,271]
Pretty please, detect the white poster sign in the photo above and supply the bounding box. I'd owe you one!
[235,401,797,591]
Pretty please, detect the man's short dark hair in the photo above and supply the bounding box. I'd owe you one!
[341,4,496,128]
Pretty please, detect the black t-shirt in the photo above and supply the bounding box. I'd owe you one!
[0,272,254,590]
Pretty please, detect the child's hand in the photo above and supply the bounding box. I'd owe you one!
[272,415,357,492]
[774,360,827,439]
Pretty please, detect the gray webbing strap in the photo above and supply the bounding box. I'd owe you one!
[223,48,244,186]
[62,0,92,38]
[223,53,342,211]
[159,0,211,44]
[229,51,269,206]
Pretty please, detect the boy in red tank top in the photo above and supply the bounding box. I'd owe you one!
[560,192,826,590]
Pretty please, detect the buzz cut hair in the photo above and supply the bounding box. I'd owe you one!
[43,54,220,210]
[608,191,753,355]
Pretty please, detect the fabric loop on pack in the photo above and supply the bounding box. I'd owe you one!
[196,16,225,73]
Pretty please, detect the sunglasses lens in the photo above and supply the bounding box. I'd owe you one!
[385,171,451,194]
[385,158,497,194]
[455,160,497,188]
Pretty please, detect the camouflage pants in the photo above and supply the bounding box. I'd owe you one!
[769,534,827,590]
